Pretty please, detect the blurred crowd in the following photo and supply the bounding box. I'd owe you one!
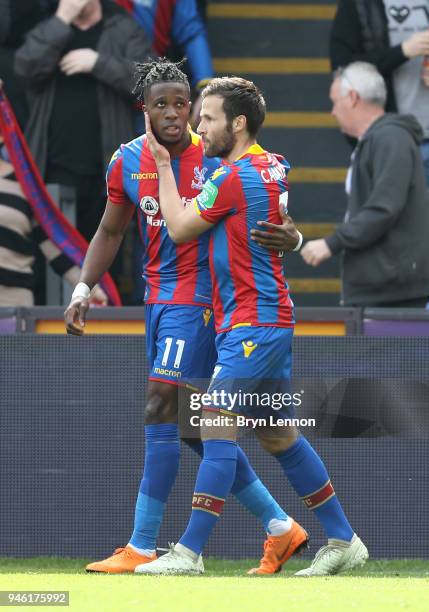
[0,0,428,307]
[0,0,212,305]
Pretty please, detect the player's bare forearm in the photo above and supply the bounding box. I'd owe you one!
[64,201,133,335]
[79,228,122,288]
[79,199,135,288]
[157,165,212,242]
[143,112,188,239]
[64,230,114,335]
[157,164,190,241]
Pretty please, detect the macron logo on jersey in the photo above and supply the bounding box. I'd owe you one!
[131,172,158,180]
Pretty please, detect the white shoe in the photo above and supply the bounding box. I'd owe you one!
[134,543,204,575]
[294,534,368,577]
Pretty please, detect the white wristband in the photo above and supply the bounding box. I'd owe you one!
[72,282,91,300]
[292,231,304,252]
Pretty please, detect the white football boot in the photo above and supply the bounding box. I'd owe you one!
[294,534,368,577]
[134,543,204,575]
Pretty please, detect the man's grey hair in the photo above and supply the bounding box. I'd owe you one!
[335,62,387,108]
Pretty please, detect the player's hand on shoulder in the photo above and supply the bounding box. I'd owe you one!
[64,297,89,336]
[144,112,171,168]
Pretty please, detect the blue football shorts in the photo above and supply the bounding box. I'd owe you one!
[145,303,217,386]
[205,325,295,419]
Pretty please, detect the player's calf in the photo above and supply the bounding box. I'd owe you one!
[144,380,178,424]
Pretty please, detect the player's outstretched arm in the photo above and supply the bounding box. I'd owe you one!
[64,199,134,335]
[144,112,213,243]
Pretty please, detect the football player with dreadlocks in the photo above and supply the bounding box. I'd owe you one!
[64,58,307,575]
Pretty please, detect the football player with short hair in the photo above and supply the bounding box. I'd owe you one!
[137,74,368,577]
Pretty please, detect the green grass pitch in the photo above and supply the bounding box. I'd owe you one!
[1,558,428,611]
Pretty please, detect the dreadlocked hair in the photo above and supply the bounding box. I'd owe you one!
[133,57,190,103]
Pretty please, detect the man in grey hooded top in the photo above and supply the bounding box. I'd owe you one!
[301,62,429,307]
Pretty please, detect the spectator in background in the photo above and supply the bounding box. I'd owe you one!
[0,0,46,129]
[301,62,429,308]
[330,0,429,186]
[14,0,152,243]
[115,0,213,126]
[0,137,107,306]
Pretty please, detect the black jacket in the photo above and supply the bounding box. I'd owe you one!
[326,114,429,306]
[14,1,152,175]
[0,0,45,47]
[330,0,409,111]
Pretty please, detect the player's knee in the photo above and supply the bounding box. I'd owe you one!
[257,426,299,454]
[144,384,178,424]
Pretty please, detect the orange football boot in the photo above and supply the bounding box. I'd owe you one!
[86,545,156,574]
[248,519,309,575]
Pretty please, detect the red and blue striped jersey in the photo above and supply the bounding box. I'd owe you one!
[114,0,213,88]
[107,132,219,306]
[194,144,294,333]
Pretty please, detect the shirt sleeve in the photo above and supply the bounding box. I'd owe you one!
[194,166,236,224]
[106,146,130,205]
[172,0,213,88]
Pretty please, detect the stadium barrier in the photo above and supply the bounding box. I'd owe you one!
[1,334,428,559]
[363,307,429,336]
[3,306,429,336]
